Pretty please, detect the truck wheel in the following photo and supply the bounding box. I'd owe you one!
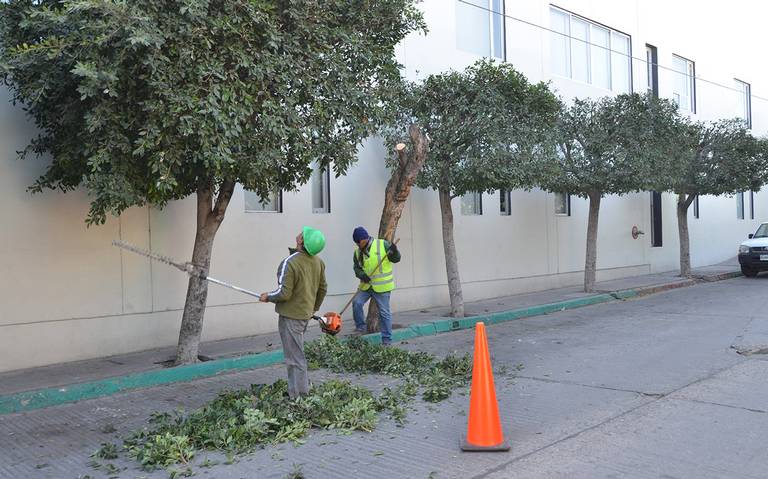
[741,266,759,278]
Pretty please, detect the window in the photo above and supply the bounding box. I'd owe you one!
[499,190,511,216]
[456,0,505,60]
[651,192,662,247]
[554,193,570,216]
[461,192,483,215]
[550,8,571,78]
[244,189,282,213]
[311,162,331,213]
[672,55,696,113]
[610,31,630,92]
[737,192,745,220]
[693,195,700,219]
[646,44,658,97]
[750,191,755,220]
[549,7,631,93]
[571,17,590,83]
[735,79,752,129]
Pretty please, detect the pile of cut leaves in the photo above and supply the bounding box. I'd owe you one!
[306,336,472,402]
[102,338,471,476]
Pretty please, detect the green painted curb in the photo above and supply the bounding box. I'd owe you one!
[613,290,639,300]
[0,350,284,415]
[0,287,642,415]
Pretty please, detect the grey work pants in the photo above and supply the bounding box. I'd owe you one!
[278,316,310,399]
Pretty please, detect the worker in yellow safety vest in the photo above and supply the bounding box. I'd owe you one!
[351,226,401,345]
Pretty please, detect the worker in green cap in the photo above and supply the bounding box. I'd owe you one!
[260,226,327,399]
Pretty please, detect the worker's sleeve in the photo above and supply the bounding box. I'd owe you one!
[267,259,295,303]
[314,261,327,312]
[384,240,402,263]
[353,250,368,280]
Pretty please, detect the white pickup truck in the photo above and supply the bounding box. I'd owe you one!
[738,222,768,277]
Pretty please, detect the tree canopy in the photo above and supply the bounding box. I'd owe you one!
[660,118,768,198]
[539,93,681,198]
[392,59,560,197]
[0,0,425,224]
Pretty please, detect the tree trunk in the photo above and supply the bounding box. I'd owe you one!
[175,180,235,365]
[584,192,602,293]
[439,187,464,317]
[677,193,696,277]
[366,124,428,332]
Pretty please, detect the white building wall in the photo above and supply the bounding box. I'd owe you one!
[1,0,766,372]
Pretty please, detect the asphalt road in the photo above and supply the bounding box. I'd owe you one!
[1,276,767,479]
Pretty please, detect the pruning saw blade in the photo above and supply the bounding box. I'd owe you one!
[112,240,262,299]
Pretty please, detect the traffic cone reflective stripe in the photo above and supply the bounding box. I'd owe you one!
[461,321,510,452]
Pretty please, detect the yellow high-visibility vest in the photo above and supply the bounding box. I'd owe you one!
[358,239,395,293]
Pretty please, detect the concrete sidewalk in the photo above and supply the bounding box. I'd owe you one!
[0,259,740,398]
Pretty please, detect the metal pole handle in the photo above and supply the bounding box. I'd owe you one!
[204,276,262,299]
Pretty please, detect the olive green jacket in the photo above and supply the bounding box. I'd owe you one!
[267,248,327,320]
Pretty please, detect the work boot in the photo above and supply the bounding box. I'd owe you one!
[352,327,366,335]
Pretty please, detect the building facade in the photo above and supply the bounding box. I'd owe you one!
[1,0,765,372]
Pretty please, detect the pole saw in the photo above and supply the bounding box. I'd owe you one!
[112,240,341,335]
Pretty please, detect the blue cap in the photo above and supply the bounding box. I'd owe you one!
[353,226,369,244]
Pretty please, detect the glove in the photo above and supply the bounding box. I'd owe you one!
[387,243,399,258]
[360,274,372,284]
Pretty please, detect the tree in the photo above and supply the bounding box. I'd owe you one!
[0,0,424,364]
[365,123,429,333]
[657,119,768,277]
[538,94,680,292]
[388,60,560,317]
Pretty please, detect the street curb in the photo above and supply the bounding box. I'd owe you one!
[0,272,741,415]
[629,279,695,297]
[691,271,743,282]
[0,350,285,415]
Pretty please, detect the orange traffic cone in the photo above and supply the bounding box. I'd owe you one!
[461,321,510,452]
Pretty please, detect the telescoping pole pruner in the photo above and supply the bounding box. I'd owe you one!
[112,240,262,298]
[112,240,341,334]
